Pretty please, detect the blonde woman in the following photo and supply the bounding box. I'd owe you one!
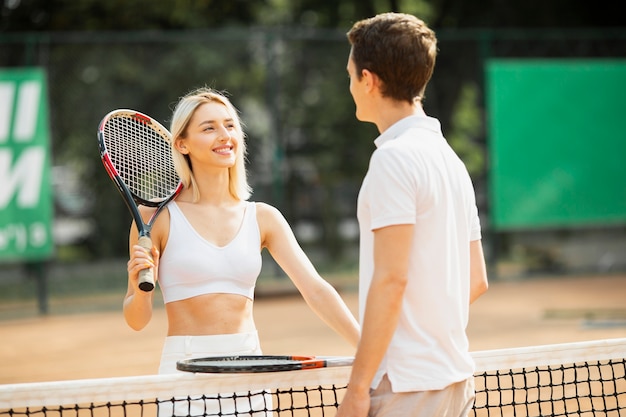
[124,87,360,416]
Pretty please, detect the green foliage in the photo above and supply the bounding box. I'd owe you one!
[447,83,485,178]
[2,0,620,34]
[12,29,373,260]
[2,0,619,267]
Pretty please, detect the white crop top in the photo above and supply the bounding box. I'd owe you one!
[157,201,262,303]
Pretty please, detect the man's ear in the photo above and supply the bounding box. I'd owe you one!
[361,69,379,93]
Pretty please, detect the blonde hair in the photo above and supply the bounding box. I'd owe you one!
[170,87,251,202]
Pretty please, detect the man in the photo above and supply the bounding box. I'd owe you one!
[337,12,489,417]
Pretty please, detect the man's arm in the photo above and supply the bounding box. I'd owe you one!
[336,224,414,417]
[469,239,488,304]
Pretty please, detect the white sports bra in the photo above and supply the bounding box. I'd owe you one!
[157,201,262,304]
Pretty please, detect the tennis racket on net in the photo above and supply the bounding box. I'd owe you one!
[98,109,183,292]
[177,355,354,373]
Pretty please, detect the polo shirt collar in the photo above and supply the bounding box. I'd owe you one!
[374,115,441,148]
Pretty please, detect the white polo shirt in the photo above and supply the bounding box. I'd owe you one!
[357,115,482,392]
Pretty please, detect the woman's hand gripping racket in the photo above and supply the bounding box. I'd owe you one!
[176,355,354,373]
[98,109,182,292]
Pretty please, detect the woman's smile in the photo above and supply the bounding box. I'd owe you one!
[213,144,234,155]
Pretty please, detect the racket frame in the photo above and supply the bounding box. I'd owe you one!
[98,109,182,292]
[176,355,354,373]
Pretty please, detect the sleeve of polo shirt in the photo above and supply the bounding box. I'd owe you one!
[366,147,417,231]
[469,200,482,241]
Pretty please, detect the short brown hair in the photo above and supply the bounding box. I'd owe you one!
[347,13,437,103]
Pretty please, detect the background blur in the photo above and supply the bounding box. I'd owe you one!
[1,0,625,318]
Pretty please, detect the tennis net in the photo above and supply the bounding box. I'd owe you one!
[1,338,624,416]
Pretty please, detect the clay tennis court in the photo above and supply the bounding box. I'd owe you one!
[1,273,625,384]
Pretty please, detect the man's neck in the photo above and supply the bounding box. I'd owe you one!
[375,99,426,134]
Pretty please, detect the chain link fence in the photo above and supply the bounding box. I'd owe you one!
[2,27,625,284]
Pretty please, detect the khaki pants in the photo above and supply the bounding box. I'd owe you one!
[368,374,475,417]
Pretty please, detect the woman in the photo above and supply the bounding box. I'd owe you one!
[124,87,360,416]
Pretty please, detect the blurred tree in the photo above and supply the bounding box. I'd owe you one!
[1,0,263,31]
[429,0,624,29]
[3,0,621,33]
[2,0,621,263]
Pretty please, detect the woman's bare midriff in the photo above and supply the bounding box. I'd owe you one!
[165,293,256,336]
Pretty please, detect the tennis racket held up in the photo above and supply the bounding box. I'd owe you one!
[98,109,182,292]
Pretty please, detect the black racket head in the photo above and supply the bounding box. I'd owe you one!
[98,109,181,206]
[176,355,316,373]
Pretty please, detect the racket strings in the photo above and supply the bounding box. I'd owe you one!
[103,116,180,202]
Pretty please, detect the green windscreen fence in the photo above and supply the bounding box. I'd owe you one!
[486,59,626,230]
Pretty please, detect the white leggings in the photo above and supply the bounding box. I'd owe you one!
[158,332,272,416]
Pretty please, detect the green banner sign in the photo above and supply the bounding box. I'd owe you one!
[0,68,54,261]
[487,59,626,230]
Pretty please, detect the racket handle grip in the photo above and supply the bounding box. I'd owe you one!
[137,235,155,292]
